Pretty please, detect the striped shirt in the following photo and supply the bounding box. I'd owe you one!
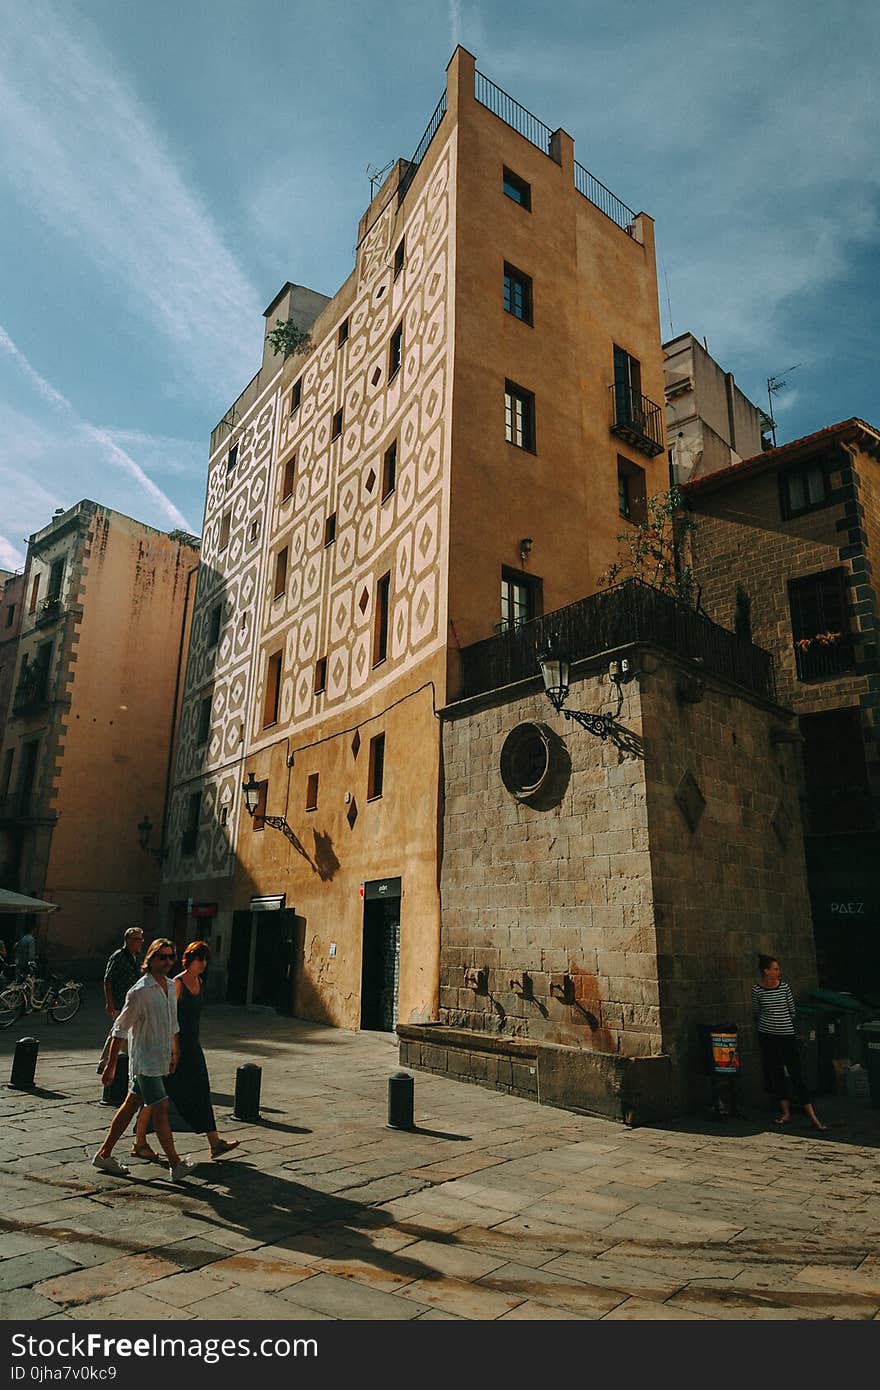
[753,982,796,1035]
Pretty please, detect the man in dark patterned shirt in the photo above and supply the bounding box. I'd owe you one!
[99,927,144,1104]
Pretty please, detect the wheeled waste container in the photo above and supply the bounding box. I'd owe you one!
[858,1019,880,1108]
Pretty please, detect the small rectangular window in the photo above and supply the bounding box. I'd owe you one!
[226,442,238,474]
[306,772,319,812]
[382,440,398,501]
[337,318,349,347]
[394,239,405,279]
[29,575,40,613]
[324,513,336,546]
[780,461,830,519]
[500,569,542,631]
[503,167,531,210]
[504,381,535,451]
[207,604,222,649]
[503,263,532,324]
[389,324,403,379]
[196,693,212,746]
[218,510,231,552]
[219,803,229,827]
[373,572,391,667]
[263,650,282,728]
[47,559,64,600]
[315,656,327,694]
[617,456,647,524]
[368,732,385,801]
[281,454,296,501]
[332,408,343,440]
[5,603,15,628]
[274,546,288,600]
[291,380,302,415]
[182,792,201,856]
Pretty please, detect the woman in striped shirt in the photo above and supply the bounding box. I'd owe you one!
[753,955,827,1130]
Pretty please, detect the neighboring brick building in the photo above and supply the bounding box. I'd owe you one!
[685,419,880,989]
[400,582,817,1120]
[0,502,198,971]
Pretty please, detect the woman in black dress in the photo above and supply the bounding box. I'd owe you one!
[130,941,238,1161]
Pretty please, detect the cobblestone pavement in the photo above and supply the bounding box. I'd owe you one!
[1,998,879,1321]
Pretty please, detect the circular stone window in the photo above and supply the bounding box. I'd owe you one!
[499,722,553,799]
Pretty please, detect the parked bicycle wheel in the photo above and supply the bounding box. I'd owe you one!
[49,984,81,1023]
[0,986,25,1028]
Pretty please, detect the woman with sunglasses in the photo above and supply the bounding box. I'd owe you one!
[131,940,238,1162]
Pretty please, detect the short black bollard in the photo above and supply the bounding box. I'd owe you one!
[387,1071,414,1130]
[9,1037,39,1090]
[232,1063,262,1122]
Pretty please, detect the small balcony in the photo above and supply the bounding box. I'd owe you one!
[34,595,62,628]
[794,633,856,682]
[12,672,51,716]
[609,384,664,458]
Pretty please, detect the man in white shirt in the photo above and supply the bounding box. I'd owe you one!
[92,938,196,1182]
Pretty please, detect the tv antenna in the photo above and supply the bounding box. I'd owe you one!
[766,362,803,448]
[366,160,394,200]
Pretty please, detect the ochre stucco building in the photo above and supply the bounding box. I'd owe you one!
[161,47,669,1027]
[0,502,198,969]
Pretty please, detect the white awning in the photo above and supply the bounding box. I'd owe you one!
[0,889,60,914]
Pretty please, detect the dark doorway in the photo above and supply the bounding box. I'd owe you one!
[226,908,298,1011]
[253,909,297,1012]
[226,910,252,1006]
[360,880,401,1031]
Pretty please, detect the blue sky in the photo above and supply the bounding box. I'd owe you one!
[1,0,878,570]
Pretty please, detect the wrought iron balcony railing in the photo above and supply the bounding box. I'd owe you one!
[794,634,856,682]
[35,595,62,627]
[457,581,776,705]
[609,384,664,457]
[12,672,51,715]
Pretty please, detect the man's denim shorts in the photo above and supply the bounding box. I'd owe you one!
[131,1074,168,1107]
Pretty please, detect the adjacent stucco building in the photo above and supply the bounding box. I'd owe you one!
[0,502,198,970]
[664,332,767,485]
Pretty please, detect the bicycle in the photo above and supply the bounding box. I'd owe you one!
[0,972,83,1027]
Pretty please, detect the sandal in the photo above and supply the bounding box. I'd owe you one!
[210,1138,240,1160]
[129,1144,163,1163]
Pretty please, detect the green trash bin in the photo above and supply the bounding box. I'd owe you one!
[858,1020,880,1109]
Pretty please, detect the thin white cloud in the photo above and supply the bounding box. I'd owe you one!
[449,0,463,47]
[0,326,194,532]
[0,536,25,571]
[0,0,262,399]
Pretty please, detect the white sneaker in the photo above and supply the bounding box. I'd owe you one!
[91,1152,130,1177]
[168,1156,197,1182]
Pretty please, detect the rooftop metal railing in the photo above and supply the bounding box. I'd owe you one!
[398,92,448,204]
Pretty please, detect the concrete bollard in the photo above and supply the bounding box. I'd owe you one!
[232,1063,262,1121]
[9,1037,39,1090]
[387,1071,414,1130]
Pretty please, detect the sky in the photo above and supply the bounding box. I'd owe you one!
[0,0,878,571]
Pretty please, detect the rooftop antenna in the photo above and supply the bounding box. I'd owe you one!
[661,256,674,340]
[766,362,803,448]
[366,160,395,200]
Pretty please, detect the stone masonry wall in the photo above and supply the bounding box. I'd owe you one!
[641,659,817,1104]
[440,664,659,1057]
[439,647,817,1111]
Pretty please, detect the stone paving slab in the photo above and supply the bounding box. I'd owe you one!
[2,998,880,1322]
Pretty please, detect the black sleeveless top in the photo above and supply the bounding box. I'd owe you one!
[176,981,203,1048]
